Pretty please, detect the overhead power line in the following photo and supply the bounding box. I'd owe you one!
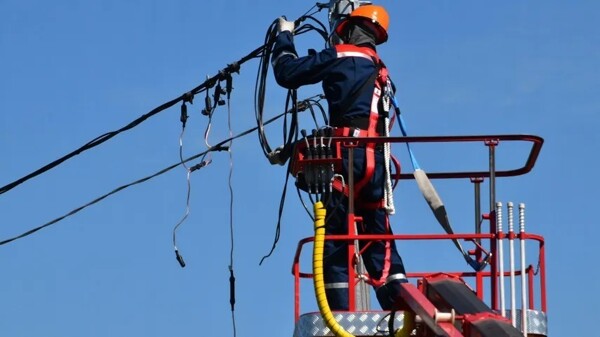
[0,47,266,197]
[0,95,325,247]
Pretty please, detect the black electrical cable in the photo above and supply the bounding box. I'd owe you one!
[388,310,396,337]
[254,11,329,162]
[254,19,279,157]
[280,89,300,160]
[0,43,267,197]
[259,159,293,265]
[296,186,314,221]
[172,124,194,268]
[0,5,332,248]
[0,107,293,247]
[225,93,237,337]
[305,97,329,128]
[255,7,334,263]
[0,93,324,247]
[0,96,181,196]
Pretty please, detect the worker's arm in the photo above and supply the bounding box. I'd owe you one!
[271,31,337,89]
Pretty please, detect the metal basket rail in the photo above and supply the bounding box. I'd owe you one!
[289,134,546,336]
[291,232,546,321]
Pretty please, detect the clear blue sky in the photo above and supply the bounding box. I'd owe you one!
[1,1,598,336]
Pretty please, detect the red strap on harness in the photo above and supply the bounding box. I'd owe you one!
[335,44,380,64]
[331,44,392,198]
[333,44,395,287]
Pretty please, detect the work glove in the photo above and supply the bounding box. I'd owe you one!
[267,146,289,166]
[277,17,295,34]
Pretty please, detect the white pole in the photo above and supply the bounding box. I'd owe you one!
[519,203,528,336]
[508,201,517,326]
[496,202,506,317]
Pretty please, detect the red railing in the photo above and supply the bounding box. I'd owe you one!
[289,134,546,320]
[291,232,547,321]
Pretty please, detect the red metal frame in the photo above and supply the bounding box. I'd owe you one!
[462,312,515,336]
[316,134,544,180]
[290,134,547,335]
[291,134,543,180]
[292,232,547,321]
[397,281,464,337]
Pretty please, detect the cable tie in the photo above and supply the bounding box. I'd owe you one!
[189,160,211,172]
[212,145,230,152]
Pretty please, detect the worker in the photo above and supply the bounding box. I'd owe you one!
[271,5,407,310]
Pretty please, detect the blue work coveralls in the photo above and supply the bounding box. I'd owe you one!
[272,31,407,310]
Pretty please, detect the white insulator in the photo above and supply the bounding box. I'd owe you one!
[507,201,516,326]
[519,203,528,336]
[496,202,503,231]
[507,202,514,232]
[519,203,526,232]
[496,202,506,317]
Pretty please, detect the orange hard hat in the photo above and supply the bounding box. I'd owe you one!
[335,5,390,44]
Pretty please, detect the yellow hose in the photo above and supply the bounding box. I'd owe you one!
[313,201,355,337]
[394,311,415,337]
[312,201,414,337]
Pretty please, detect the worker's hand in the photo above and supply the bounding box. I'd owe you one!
[267,146,288,166]
[277,17,295,34]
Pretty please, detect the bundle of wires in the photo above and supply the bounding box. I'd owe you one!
[254,11,329,162]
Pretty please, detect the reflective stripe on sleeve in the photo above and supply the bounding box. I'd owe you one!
[271,51,298,67]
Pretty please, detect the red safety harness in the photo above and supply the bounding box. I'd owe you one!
[332,44,398,288]
[331,44,399,208]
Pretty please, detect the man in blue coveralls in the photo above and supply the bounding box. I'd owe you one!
[271,5,408,310]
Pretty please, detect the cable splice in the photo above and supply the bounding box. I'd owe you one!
[180,103,189,128]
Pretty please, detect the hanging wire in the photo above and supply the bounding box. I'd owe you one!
[0,4,331,250]
[171,101,214,268]
[0,52,260,197]
[1,0,310,197]
[225,78,237,337]
[0,106,294,246]
[172,125,193,268]
[258,159,293,265]
[253,12,332,264]
[295,186,315,221]
[254,11,329,161]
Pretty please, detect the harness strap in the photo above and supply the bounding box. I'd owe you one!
[330,44,396,200]
[332,127,369,138]
[332,44,396,288]
[335,44,380,63]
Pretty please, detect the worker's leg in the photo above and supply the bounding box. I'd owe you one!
[324,191,350,310]
[357,150,407,310]
[319,146,369,310]
[359,207,407,310]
